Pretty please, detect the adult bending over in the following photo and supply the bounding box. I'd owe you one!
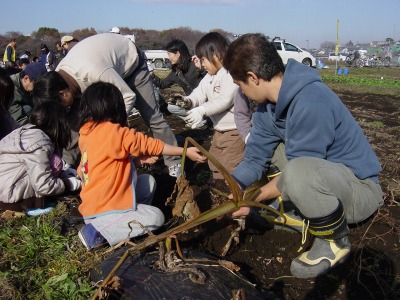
[33,33,182,177]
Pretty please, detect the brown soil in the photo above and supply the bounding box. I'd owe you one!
[135,90,400,300]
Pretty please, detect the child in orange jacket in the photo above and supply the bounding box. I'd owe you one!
[77,82,206,250]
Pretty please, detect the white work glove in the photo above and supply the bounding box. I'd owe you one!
[184,106,206,129]
[64,177,82,191]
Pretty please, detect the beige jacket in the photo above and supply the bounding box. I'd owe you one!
[56,33,140,113]
[187,67,238,131]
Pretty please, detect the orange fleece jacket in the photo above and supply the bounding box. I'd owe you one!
[77,121,164,218]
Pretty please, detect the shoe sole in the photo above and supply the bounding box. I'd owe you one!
[78,230,91,250]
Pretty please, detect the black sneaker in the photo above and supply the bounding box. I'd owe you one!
[78,224,107,250]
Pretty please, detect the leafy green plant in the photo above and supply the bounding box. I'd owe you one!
[43,273,92,300]
[0,203,101,299]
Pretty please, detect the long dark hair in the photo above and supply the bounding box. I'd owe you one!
[28,101,71,150]
[79,82,127,129]
[0,68,14,114]
[195,32,229,64]
[165,39,191,73]
[32,71,69,106]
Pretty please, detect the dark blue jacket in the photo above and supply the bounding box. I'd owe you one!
[232,59,381,188]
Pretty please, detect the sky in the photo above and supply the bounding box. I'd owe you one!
[1,0,399,49]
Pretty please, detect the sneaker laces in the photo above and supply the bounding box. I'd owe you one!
[298,219,310,252]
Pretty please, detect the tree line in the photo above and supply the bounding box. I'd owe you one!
[1,26,236,59]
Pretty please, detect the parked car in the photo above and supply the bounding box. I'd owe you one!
[273,38,316,67]
[143,50,171,69]
[328,52,347,61]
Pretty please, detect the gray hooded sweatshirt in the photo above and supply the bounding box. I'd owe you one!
[0,124,65,203]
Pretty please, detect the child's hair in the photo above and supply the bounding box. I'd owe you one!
[195,32,229,64]
[28,101,71,150]
[165,39,191,73]
[79,82,128,128]
[32,71,69,106]
[0,68,14,115]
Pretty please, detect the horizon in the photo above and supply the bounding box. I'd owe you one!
[1,0,399,49]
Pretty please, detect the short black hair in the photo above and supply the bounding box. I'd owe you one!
[79,82,127,129]
[19,58,30,66]
[224,33,285,83]
[195,32,229,63]
[28,101,71,150]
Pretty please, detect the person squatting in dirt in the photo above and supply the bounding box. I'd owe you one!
[32,33,183,177]
[76,82,206,250]
[223,33,383,279]
[170,32,246,185]
[0,101,81,212]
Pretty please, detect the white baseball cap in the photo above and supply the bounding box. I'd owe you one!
[109,27,120,34]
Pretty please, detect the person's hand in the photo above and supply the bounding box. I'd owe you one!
[192,55,201,69]
[231,206,251,219]
[185,147,207,163]
[63,177,82,191]
[138,155,159,166]
[176,96,192,109]
[166,93,183,105]
[184,106,205,129]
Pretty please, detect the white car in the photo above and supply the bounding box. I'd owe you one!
[273,39,316,67]
[328,52,347,61]
[143,50,171,69]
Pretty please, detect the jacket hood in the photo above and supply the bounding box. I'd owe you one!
[275,59,322,120]
[0,124,53,155]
